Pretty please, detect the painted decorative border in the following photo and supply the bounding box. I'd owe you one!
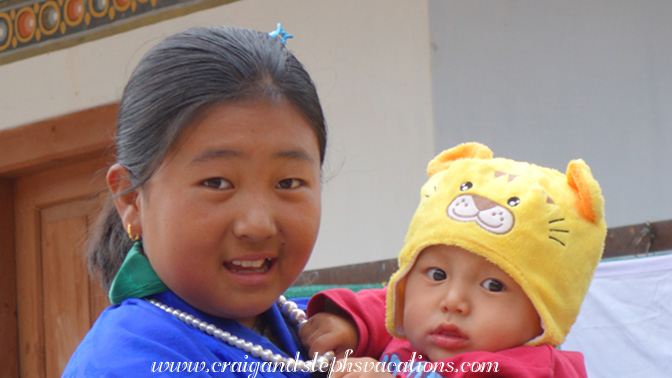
[0,0,236,65]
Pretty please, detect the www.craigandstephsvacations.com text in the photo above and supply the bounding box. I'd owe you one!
[148,350,500,376]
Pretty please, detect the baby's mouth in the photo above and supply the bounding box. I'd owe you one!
[436,329,465,339]
[224,258,274,273]
[431,324,468,343]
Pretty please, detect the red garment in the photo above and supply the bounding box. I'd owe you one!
[307,288,587,378]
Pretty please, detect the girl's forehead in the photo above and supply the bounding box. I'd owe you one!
[161,100,320,163]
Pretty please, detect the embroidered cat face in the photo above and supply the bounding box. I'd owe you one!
[443,171,575,244]
[425,167,576,247]
[386,142,607,347]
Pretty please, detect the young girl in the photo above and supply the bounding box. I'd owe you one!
[63,26,331,376]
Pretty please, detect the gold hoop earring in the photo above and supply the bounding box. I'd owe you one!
[127,224,140,242]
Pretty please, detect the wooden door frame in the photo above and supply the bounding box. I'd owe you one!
[0,103,118,378]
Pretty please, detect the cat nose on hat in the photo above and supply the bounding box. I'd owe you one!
[472,195,497,211]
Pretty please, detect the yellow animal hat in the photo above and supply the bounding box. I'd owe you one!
[386,142,606,347]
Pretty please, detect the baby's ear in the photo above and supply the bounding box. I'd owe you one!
[566,159,604,223]
[427,142,493,177]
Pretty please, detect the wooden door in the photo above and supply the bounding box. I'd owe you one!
[0,104,119,378]
[15,154,111,377]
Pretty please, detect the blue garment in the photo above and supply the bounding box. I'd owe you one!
[62,291,313,377]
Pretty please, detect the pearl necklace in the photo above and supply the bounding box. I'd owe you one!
[147,296,335,372]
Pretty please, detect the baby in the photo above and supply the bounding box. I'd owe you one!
[302,142,607,377]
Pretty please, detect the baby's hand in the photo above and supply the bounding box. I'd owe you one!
[299,311,358,358]
[328,357,395,378]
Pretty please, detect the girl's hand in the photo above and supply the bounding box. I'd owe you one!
[299,312,359,358]
[328,357,395,378]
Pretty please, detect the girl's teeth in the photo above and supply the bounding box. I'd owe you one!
[227,258,272,272]
[232,259,265,268]
[231,259,265,268]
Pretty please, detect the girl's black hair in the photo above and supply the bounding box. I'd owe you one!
[88,26,327,291]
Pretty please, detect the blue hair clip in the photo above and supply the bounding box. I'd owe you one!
[268,23,293,45]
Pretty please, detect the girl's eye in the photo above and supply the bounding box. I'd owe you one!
[427,268,446,282]
[202,178,233,190]
[481,279,504,292]
[277,178,303,190]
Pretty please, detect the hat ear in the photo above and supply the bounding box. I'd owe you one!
[566,159,604,223]
[427,142,494,177]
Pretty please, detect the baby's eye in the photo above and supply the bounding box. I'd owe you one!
[426,268,446,281]
[202,178,233,190]
[277,178,303,190]
[481,279,504,292]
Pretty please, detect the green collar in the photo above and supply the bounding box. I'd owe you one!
[108,242,168,305]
